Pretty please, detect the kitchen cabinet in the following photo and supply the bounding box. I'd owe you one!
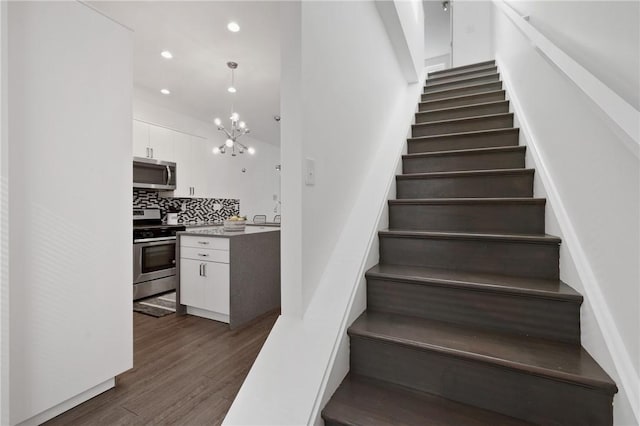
[180,258,230,317]
[177,227,281,328]
[134,120,214,198]
[171,132,207,198]
[132,120,174,161]
[133,120,150,158]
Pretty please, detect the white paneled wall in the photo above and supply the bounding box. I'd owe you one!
[7,3,133,424]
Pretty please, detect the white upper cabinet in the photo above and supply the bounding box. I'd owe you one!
[172,131,194,197]
[134,120,213,198]
[132,120,150,158]
[132,120,174,161]
[148,125,174,161]
[171,132,209,198]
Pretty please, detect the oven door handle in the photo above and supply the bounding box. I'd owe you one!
[134,237,177,244]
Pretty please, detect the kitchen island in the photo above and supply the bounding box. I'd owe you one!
[176,226,280,328]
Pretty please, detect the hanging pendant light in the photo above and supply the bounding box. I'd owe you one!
[213,62,254,156]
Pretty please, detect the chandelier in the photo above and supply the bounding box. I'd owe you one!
[213,62,255,156]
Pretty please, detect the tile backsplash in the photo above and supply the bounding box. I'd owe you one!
[133,190,239,223]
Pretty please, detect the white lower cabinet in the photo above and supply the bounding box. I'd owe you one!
[180,258,230,317]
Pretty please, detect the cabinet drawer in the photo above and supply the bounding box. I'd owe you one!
[180,235,229,251]
[181,246,229,263]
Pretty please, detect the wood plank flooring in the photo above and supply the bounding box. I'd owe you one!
[44,311,278,426]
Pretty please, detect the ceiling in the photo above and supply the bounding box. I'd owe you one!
[90,1,281,145]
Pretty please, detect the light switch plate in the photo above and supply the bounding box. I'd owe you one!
[305,158,315,186]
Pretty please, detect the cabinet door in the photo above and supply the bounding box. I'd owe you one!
[202,261,230,314]
[179,258,206,309]
[132,120,150,158]
[190,137,207,198]
[172,132,194,197]
[148,125,174,161]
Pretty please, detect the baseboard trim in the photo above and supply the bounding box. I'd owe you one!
[497,58,639,424]
[16,378,115,426]
[186,306,230,324]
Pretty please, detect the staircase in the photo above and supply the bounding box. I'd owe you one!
[322,60,618,425]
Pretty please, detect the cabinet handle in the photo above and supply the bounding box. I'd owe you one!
[202,263,207,277]
[197,241,209,245]
[146,147,149,158]
[166,165,172,186]
[198,253,209,257]
[151,147,154,158]
[199,263,204,276]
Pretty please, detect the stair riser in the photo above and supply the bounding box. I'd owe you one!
[367,279,580,343]
[396,172,533,199]
[416,102,509,123]
[389,202,544,234]
[379,235,559,279]
[420,91,506,112]
[429,61,496,78]
[402,150,524,173]
[412,115,513,138]
[422,82,502,102]
[408,130,519,154]
[350,337,613,425]
[425,74,500,93]
[427,66,498,85]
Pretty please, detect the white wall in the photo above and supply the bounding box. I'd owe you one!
[7,2,133,424]
[506,1,639,111]
[492,2,639,424]
[0,1,8,424]
[452,0,493,66]
[133,93,281,220]
[424,0,450,65]
[376,0,425,83]
[224,1,425,424]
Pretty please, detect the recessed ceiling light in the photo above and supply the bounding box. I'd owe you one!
[227,22,240,32]
[227,86,237,93]
[160,89,171,95]
[160,50,173,59]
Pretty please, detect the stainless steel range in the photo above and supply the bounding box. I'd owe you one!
[133,208,186,300]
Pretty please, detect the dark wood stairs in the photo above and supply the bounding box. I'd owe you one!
[322,60,618,425]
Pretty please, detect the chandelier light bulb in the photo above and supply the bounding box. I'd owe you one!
[247,147,256,155]
[212,147,221,154]
[214,118,221,126]
[160,50,173,59]
[227,22,240,33]
[225,139,234,147]
[239,121,246,129]
[227,86,236,93]
[230,112,239,122]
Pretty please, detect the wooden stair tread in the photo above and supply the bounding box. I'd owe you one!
[408,127,519,143]
[378,229,561,244]
[397,168,534,179]
[415,100,509,117]
[412,112,513,128]
[322,374,533,426]
[425,72,500,90]
[403,145,524,159]
[366,264,581,301]
[427,65,498,82]
[389,197,545,205]
[428,60,495,77]
[349,312,618,393]
[422,81,502,98]
[419,90,505,107]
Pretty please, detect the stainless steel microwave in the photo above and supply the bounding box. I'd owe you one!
[133,157,177,190]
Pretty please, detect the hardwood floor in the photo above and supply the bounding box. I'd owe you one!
[45,311,278,426]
